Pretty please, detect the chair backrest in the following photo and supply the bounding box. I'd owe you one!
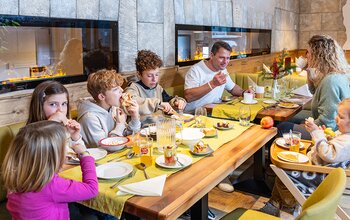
[296,167,346,220]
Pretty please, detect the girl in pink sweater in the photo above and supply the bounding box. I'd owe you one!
[1,120,98,220]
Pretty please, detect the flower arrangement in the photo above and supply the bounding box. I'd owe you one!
[261,48,296,80]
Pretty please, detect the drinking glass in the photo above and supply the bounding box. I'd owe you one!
[132,130,141,156]
[194,106,207,128]
[139,137,153,167]
[156,117,176,153]
[239,106,251,126]
[283,131,301,152]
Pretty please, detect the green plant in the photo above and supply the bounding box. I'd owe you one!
[0,19,20,52]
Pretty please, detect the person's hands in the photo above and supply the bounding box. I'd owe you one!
[70,144,87,156]
[66,119,81,141]
[115,107,127,124]
[48,111,68,125]
[174,99,186,110]
[305,118,320,133]
[210,72,227,88]
[160,102,174,113]
[127,100,140,119]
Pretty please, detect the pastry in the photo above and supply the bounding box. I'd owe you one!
[121,93,133,114]
[194,141,207,153]
[217,121,230,128]
[203,128,217,136]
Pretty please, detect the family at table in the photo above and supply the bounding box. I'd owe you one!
[1,35,350,220]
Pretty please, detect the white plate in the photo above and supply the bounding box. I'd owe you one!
[190,144,214,156]
[263,99,277,104]
[241,100,258,104]
[71,148,108,162]
[277,151,309,163]
[281,98,303,104]
[140,125,157,136]
[275,138,305,149]
[213,124,234,130]
[170,113,194,122]
[156,154,192,169]
[96,162,133,179]
[278,103,299,109]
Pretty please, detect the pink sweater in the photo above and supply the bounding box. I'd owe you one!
[7,156,98,220]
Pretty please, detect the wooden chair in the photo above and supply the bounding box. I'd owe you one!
[221,167,346,220]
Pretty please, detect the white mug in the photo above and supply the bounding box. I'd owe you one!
[255,86,265,99]
[296,56,307,69]
[243,92,253,103]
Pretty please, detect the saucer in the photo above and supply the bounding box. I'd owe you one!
[263,99,277,104]
[277,151,309,163]
[241,99,258,104]
[275,138,305,149]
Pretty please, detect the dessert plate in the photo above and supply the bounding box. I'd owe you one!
[213,124,234,130]
[278,102,299,109]
[96,162,133,179]
[68,148,107,164]
[156,154,192,169]
[277,151,309,163]
[201,128,218,138]
[263,99,277,104]
[190,144,214,156]
[275,138,305,149]
[241,100,258,104]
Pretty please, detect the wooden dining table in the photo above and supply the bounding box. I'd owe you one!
[122,125,277,219]
[205,96,312,122]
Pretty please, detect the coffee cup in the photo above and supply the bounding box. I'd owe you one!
[243,92,254,103]
[255,86,264,99]
[296,56,307,69]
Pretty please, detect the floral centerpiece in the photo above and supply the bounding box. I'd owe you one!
[261,48,296,80]
[260,48,296,99]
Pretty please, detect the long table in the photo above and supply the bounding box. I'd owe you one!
[123,125,277,219]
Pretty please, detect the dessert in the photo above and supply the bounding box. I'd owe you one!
[217,121,230,128]
[164,145,176,166]
[202,128,217,136]
[193,141,207,153]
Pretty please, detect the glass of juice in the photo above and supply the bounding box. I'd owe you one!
[132,131,141,156]
[283,131,301,152]
[139,137,153,167]
[163,145,176,166]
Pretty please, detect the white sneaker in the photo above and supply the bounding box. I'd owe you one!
[217,177,234,193]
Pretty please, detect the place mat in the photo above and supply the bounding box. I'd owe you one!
[211,98,265,121]
[59,117,251,218]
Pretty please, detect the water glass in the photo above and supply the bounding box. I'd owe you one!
[156,117,176,153]
[239,106,251,126]
[194,106,207,128]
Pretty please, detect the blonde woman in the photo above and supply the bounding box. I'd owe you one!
[278,35,350,140]
[1,121,98,219]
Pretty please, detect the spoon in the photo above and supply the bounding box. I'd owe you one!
[136,163,149,179]
[115,151,135,161]
[107,150,133,162]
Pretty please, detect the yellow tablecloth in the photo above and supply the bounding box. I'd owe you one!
[212,98,266,121]
[59,117,252,218]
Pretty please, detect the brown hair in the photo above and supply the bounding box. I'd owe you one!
[1,121,67,193]
[135,50,163,74]
[211,41,232,54]
[87,69,124,100]
[27,81,70,125]
[307,35,350,86]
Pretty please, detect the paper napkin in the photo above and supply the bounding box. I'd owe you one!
[247,76,257,89]
[291,84,313,97]
[117,175,167,196]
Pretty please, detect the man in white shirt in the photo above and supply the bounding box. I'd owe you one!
[184,41,253,194]
[184,41,252,113]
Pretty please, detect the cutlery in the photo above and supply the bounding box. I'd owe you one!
[107,149,133,162]
[136,163,149,179]
[176,157,185,167]
[110,169,136,189]
[115,151,135,161]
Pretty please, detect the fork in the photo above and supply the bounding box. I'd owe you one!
[110,169,136,189]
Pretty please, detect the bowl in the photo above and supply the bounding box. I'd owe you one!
[176,128,204,150]
[98,136,130,152]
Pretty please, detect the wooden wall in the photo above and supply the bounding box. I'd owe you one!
[1,49,349,127]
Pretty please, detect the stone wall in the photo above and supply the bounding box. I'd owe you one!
[299,0,347,48]
[0,0,300,72]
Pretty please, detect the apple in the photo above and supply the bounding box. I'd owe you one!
[260,116,274,129]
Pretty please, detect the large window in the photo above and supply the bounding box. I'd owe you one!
[0,15,118,93]
[175,24,271,66]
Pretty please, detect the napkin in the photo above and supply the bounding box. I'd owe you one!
[247,76,257,89]
[262,63,272,73]
[298,70,307,77]
[291,84,313,97]
[117,174,167,196]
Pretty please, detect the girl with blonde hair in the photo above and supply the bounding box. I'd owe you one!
[1,120,98,219]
